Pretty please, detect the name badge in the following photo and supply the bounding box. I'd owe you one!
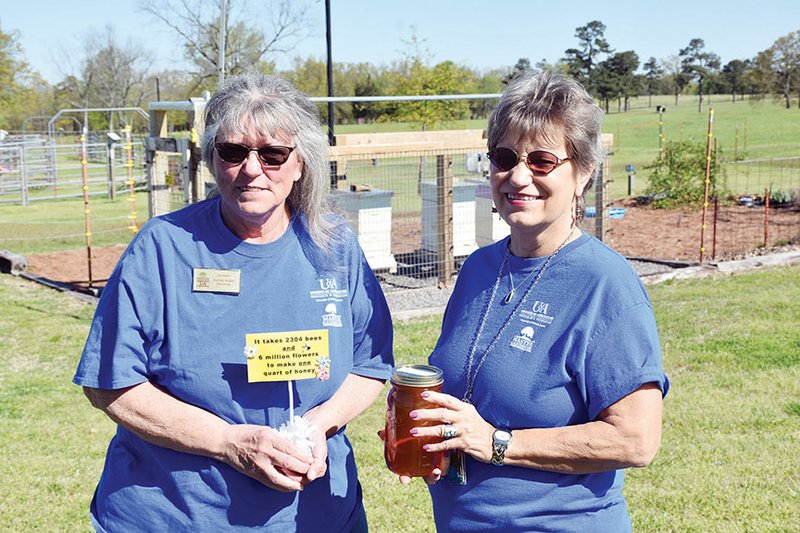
[192,268,241,294]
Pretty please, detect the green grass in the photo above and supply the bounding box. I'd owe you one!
[0,193,149,255]
[1,264,798,531]
[4,95,797,257]
[336,94,800,201]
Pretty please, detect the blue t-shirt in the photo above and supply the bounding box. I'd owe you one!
[428,232,669,532]
[74,198,394,532]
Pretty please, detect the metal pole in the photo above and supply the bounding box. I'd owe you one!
[19,145,28,207]
[124,126,138,234]
[325,0,335,146]
[80,128,94,288]
[107,142,116,200]
[764,187,770,247]
[218,0,227,85]
[699,109,714,263]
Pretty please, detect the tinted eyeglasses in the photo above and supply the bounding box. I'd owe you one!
[487,147,571,175]
[214,142,295,166]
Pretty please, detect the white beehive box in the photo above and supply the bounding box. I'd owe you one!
[420,180,479,257]
[332,189,397,272]
[475,181,510,247]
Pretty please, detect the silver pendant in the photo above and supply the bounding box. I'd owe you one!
[503,290,515,304]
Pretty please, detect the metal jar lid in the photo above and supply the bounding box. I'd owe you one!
[391,364,443,387]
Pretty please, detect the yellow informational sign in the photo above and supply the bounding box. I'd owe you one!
[245,329,330,383]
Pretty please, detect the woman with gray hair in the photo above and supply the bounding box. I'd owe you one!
[402,70,669,531]
[74,74,393,532]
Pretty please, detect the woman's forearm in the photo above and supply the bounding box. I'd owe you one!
[84,381,232,460]
[84,381,315,491]
[502,384,664,474]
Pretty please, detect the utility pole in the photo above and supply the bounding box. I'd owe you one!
[218,0,227,86]
[325,0,335,146]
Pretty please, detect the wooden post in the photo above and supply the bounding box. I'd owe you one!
[148,109,170,217]
[436,154,454,287]
[595,133,613,242]
[189,96,208,202]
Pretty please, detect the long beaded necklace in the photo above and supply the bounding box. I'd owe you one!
[445,228,575,486]
[462,226,575,403]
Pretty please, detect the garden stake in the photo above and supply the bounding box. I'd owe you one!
[124,125,138,234]
[80,128,94,288]
[699,109,714,263]
[764,187,770,247]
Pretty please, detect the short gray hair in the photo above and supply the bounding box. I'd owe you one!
[487,70,605,211]
[201,74,337,251]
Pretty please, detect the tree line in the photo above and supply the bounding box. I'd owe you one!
[1,1,798,134]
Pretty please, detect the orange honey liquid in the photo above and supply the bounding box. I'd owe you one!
[384,369,444,477]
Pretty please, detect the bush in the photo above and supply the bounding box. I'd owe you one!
[644,140,727,208]
[768,188,795,206]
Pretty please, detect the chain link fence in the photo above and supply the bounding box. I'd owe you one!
[0,135,148,205]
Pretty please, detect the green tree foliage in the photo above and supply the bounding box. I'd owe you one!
[679,38,721,112]
[643,57,663,107]
[470,69,504,119]
[747,48,776,99]
[720,59,751,102]
[0,23,48,130]
[768,31,800,109]
[563,20,612,93]
[502,57,532,85]
[391,59,472,130]
[644,140,726,208]
[595,50,640,113]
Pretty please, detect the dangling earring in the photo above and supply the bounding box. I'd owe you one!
[574,195,585,227]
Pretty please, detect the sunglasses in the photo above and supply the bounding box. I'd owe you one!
[487,147,571,175]
[214,142,295,166]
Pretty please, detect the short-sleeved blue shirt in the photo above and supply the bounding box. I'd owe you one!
[74,198,393,531]
[428,232,669,532]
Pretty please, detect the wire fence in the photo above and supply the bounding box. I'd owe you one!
[1,135,798,294]
[0,136,148,205]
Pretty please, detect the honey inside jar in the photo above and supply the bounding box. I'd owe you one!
[384,364,444,477]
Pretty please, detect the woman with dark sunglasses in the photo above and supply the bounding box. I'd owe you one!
[74,74,393,532]
[403,70,669,531]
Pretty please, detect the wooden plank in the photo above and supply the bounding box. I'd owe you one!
[329,139,487,158]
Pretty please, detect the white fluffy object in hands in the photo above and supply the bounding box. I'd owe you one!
[277,416,316,455]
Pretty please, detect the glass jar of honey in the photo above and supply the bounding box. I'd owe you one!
[384,364,444,477]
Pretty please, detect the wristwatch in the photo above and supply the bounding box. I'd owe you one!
[491,429,512,466]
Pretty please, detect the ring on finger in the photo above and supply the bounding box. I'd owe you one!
[442,424,458,440]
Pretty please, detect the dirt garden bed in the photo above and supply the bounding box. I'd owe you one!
[23,203,799,292]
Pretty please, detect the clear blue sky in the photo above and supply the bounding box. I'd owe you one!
[4,0,799,85]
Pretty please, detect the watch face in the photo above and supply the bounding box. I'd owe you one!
[494,430,512,444]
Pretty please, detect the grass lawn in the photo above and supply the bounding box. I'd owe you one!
[337,94,800,201]
[1,263,798,531]
[0,193,149,256]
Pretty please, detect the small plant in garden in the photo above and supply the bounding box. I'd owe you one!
[768,188,795,206]
[643,140,728,208]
